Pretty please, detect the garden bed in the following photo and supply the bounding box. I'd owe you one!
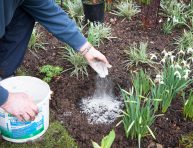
[16,12,193,147]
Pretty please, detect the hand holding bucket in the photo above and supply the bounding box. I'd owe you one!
[1,92,38,121]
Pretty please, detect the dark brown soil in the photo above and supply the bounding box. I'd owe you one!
[22,13,193,148]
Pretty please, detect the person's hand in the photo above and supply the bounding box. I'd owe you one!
[1,92,38,121]
[80,42,112,69]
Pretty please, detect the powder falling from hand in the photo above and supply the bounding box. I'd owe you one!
[80,77,123,124]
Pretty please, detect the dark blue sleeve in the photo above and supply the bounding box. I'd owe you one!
[21,0,87,51]
[0,86,8,106]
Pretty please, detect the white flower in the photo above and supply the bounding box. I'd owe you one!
[162,49,167,55]
[170,64,174,68]
[154,74,163,84]
[177,50,185,55]
[160,81,164,85]
[169,55,175,63]
[187,47,193,54]
[181,60,187,66]
[187,57,193,63]
[168,51,173,56]
[160,58,166,64]
[150,53,157,60]
[183,69,190,80]
[173,16,179,23]
[174,71,182,79]
[174,63,182,69]
[184,69,191,75]
[185,63,190,69]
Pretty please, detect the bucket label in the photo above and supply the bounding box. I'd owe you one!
[0,111,44,139]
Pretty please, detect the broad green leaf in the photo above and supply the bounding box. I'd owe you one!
[92,141,101,148]
[101,130,116,148]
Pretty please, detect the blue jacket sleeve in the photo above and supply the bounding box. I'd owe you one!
[21,0,87,51]
[0,86,8,106]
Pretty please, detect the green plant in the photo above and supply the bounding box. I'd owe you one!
[132,70,152,97]
[28,27,46,51]
[153,62,192,113]
[161,0,188,28]
[124,42,155,69]
[112,0,140,20]
[64,0,83,21]
[39,65,63,83]
[183,91,193,121]
[120,88,155,148]
[162,18,175,34]
[63,46,88,78]
[92,129,115,148]
[175,30,193,51]
[87,22,113,47]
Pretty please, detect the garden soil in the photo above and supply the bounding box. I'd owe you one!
[20,13,193,147]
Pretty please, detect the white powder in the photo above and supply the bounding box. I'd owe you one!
[80,77,123,124]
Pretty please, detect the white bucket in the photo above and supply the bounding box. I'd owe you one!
[0,76,51,143]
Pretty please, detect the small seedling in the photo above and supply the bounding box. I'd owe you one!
[39,65,63,83]
[92,129,115,148]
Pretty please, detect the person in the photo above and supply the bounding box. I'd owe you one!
[0,0,111,122]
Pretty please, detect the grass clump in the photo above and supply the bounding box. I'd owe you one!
[64,0,83,22]
[161,0,188,29]
[120,88,155,148]
[183,91,193,121]
[87,22,113,47]
[132,70,152,97]
[28,27,46,51]
[175,30,193,51]
[112,0,140,20]
[124,42,155,69]
[63,46,88,78]
[39,65,63,83]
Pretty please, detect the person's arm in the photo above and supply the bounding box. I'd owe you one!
[21,0,111,72]
[21,0,86,51]
[0,86,9,106]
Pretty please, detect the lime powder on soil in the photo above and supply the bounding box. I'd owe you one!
[80,77,123,124]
